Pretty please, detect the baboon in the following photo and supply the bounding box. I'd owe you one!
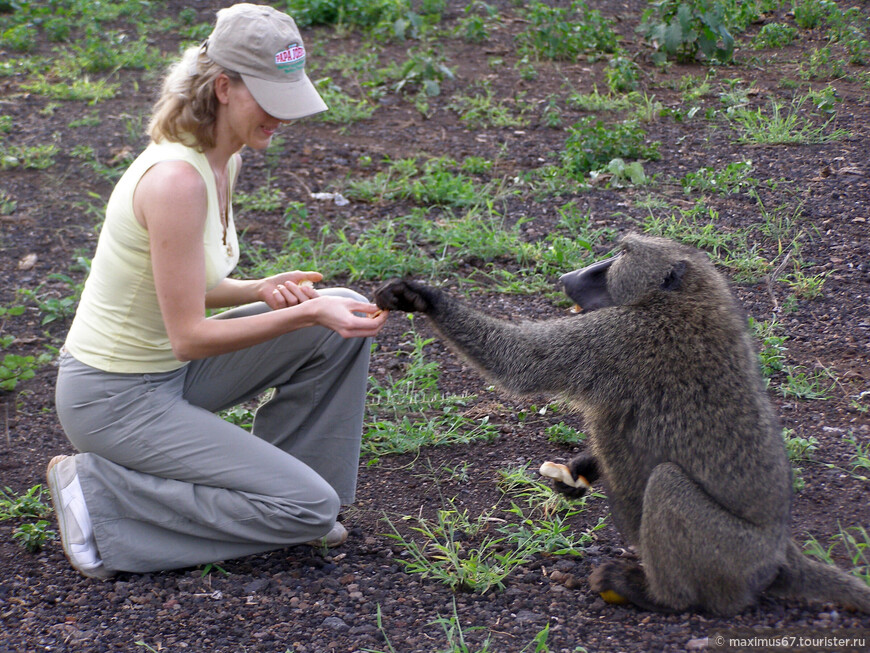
[374,233,870,616]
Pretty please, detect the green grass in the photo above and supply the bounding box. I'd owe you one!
[728,96,850,145]
[363,325,497,462]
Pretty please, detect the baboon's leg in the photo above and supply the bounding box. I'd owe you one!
[637,462,783,615]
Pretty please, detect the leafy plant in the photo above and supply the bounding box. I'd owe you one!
[2,485,55,552]
[1,351,51,392]
[447,85,528,129]
[519,1,618,60]
[680,161,757,195]
[313,77,376,125]
[752,22,797,49]
[0,484,53,520]
[545,422,586,446]
[0,142,58,170]
[605,56,641,93]
[500,503,598,556]
[13,520,56,552]
[638,0,736,63]
[560,117,660,179]
[749,317,788,379]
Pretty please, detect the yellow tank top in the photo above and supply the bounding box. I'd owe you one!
[65,141,240,373]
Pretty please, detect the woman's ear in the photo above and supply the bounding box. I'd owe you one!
[214,73,232,105]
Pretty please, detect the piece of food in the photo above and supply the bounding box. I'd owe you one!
[368,309,384,319]
[599,589,629,605]
[298,280,315,289]
[538,461,590,489]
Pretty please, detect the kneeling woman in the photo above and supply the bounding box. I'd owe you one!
[48,3,388,579]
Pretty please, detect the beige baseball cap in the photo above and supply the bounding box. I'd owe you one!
[204,3,327,121]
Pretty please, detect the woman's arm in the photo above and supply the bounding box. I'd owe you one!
[205,272,323,309]
[134,160,387,362]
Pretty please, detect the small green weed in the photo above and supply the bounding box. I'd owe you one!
[199,562,229,577]
[364,324,496,461]
[560,117,660,179]
[680,161,757,195]
[365,600,557,653]
[804,525,870,586]
[518,0,618,60]
[234,184,285,215]
[545,422,586,446]
[20,75,119,103]
[778,268,830,300]
[313,78,376,125]
[0,484,53,520]
[0,190,16,216]
[1,485,55,553]
[605,56,640,93]
[0,142,58,170]
[749,317,787,379]
[500,503,599,556]
[383,509,535,594]
[783,428,818,491]
[752,22,797,49]
[497,464,582,518]
[728,96,849,145]
[220,406,256,431]
[447,84,528,129]
[566,86,637,112]
[13,520,56,553]
[779,366,835,400]
[844,434,870,473]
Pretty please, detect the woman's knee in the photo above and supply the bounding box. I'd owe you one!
[320,287,369,303]
[272,480,340,534]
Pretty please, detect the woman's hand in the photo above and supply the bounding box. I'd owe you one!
[256,271,323,309]
[306,295,389,338]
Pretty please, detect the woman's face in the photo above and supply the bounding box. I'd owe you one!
[219,75,286,151]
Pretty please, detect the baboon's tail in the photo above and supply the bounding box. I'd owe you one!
[767,540,870,613]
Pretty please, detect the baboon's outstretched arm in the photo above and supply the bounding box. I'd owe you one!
[374,279,603,397]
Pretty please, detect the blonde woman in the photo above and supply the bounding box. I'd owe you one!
[48,3,388,579]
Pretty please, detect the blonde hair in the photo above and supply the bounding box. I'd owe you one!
[148,45,241,150]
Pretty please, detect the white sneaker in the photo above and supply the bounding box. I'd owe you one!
[46,455,112,580]
[306,521,348,548]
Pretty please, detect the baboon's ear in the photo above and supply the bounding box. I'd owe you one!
[661,260,687,292]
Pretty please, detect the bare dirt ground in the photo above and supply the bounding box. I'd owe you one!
[1,1,868,651]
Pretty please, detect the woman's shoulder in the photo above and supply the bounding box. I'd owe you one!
[138,158,206,197]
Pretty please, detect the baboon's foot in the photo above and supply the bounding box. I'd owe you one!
[590,560,677,613]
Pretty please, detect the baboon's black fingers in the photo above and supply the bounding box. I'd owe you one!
[568,453,601,485]
[373,280,423,313]
[552,479,589,499]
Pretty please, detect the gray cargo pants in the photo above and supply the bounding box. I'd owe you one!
[54,290,371,574]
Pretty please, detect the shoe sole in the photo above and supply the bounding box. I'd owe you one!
[46,455,113,581]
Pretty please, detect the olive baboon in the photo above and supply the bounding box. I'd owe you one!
[374,233,870,616]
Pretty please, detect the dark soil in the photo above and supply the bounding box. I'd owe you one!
[1,1,869,652]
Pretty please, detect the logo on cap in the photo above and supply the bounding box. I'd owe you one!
[275,43,305,74]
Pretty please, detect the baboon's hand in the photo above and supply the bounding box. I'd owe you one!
[553,453,600,499]
[552,478,590,499]
[374,279,438,314]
